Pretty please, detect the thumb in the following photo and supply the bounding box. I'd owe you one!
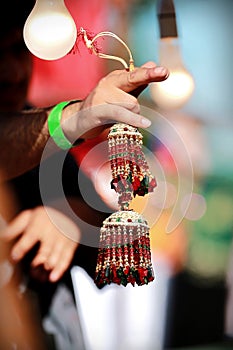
[141,61,157,69]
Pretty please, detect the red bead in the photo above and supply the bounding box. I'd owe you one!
[124,266,130,275]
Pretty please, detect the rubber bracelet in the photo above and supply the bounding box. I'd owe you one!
[48,101,73,150]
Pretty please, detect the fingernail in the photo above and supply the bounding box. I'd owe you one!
[11,252,19,262]
[141,118,151,127]
[50,272,59,282]
[154,66,168,75]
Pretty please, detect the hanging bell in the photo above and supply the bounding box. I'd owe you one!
[95,209,154,287]
[108,123,157,209]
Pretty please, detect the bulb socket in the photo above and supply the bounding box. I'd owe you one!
[157,0,178,38]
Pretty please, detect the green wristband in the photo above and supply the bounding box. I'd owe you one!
[48,101,73,150]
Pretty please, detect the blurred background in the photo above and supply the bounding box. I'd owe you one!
[69,1,233,349]
[1,0,233,349]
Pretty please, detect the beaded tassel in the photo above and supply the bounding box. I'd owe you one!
[108,123,157,210]
[94,123,156,288]
[95,210,154,287]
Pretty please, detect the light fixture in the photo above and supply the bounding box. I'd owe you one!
[150,0,194,110]
[23,0,77,60]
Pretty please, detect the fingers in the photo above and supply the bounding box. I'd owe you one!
[130,62,158,97]
[63,60,168,140]
[107,104,151,127]
[30,246,51,268]
[49,249,75,282]
[10,233,39,262]
[81,77,141,113]
[80,61,168,108]
[31,238,78,282]
[0,209,35,262]
[108,63,169,93]
[106,89,140,114]
[76,103,151,139]
[7,208,46,262]
[48,239,77,279]
[127,66,169,90]
[30,256,71,283]
[29,208,79,282]
[0,206,80,283]
[0,210,32,241]
[141,61,157,69]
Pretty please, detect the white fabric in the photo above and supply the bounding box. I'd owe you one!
[71,255,171,350]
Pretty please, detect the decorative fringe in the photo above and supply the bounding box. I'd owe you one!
[95,123,156,288]
[95,210,154,287]
[108,123,156,209]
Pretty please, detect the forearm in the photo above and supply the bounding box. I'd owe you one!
[0,108,50,180]
[0,101,84,180]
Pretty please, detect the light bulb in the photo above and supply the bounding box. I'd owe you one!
[23,0,77,60]
[150,38,195,110]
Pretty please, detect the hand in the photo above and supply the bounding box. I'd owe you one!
[62,61,169,140]
[0,206,80,282]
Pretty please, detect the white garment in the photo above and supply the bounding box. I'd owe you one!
[43,284,86,350]
[71,255,171,350]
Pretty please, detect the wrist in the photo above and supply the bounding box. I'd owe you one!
[61,100,84,143]
[48,100,83,150]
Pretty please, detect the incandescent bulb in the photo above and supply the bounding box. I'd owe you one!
[23,0,77,60]
[150,38,195,110]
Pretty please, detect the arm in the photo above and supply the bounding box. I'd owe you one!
[0,109,49,180]
[0,62,168,180]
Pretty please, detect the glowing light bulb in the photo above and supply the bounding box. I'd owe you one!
[150,38,195,110]
[23,0,77,60]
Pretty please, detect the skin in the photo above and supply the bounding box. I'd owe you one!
[0,61,168,180]
[62,62,169,140]
[0,206,80,282]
